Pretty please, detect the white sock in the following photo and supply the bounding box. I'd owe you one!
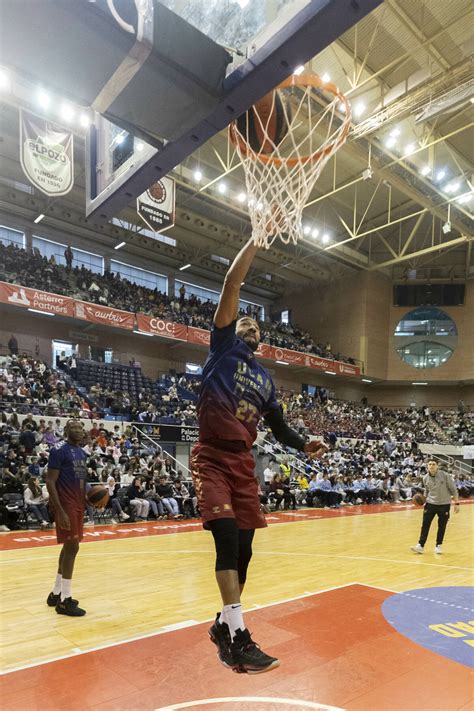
[53,574,62,595]
[221,603,244,640]
[61,578,72,602]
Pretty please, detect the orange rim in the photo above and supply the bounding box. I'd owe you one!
[229,72,351,167]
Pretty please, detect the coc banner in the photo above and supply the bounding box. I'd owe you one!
[0,281,74,316]
[74,301,134,330]
[20,109,74,196]
[136,313,187,340]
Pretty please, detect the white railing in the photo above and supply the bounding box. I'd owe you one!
[132,424,192,478]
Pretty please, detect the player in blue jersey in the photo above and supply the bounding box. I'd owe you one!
[191,236,327,673]
[46,420,88,616]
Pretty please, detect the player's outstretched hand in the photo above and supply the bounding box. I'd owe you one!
[304,441,329,460]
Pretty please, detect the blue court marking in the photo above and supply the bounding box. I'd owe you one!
[382,586,474,668]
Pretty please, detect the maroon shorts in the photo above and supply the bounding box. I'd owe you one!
[55,507,84,544]
[191,443,267,530]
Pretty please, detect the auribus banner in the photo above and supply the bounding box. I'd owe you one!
[74,301,134,330]
[20,109,74,196]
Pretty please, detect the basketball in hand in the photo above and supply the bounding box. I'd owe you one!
[87,484,109,509]
[412,493,426,507]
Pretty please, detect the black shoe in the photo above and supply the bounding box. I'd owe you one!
[47,592,78,607]
[208,613,233,667]
[56,597,86,616]
[229,628,280,674]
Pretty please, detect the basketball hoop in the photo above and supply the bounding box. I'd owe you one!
[229,73,351,249]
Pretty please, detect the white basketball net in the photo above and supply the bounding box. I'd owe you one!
[230,74,352,249]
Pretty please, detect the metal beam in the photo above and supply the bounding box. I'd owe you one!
[399,213,425,257]
[368,235,470,270]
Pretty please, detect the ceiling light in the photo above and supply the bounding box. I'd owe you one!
[114,241,126,250]
[322,233,330,244]
[135,141,144,151]
[179,263,191,271]
[218,182,227,194]
[338,102,346,113]
[276,360,289,365]
[389,127,401,137]
[303,225,311,235]
[28,308,55,317]
[0,69,10,91]
[403,143,415,155]
[312,228,319,238]
[241,282,245,286]
[60,103,74,122]
[37,89,50,109]
[237,192,246,203]
[442,221,451,235]
[436,169,446,181]
[235,0,250,7]
[33,214,45,224]
[385,136,397,149]
[321,73,331,83]
[324,370,337,375]
[293,65,305,76]
[420,165,430,176]
[412,382,428,385]
[194,169,202,182]
[79,113,90,128]
[361,378,372,383]
[115,133,125,145]
[354,102,366,117]
[457,192,473,204]
[449,181,460,193]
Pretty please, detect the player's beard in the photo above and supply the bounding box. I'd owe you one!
[243,334,259,352]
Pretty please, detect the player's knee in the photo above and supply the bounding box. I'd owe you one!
[238,529,254,584]
[209,518,239,571]
[63,541,79,556]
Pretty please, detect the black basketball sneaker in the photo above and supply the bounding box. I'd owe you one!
[47,592,78,607]
[208,613,233,667]
[229,628,280,674]
[56,597,86,617]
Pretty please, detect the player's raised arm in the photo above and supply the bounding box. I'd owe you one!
[214,237,259,328]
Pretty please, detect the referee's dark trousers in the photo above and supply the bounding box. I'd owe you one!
[419,502,451,546]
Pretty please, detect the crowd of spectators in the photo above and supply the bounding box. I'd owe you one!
[0,417,199,531]
[0,241,354,363]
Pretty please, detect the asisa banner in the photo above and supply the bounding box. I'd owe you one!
[20,109,74,196]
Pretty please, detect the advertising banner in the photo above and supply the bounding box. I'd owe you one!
[74,301,134,330]
[187,326,211,347]
[20,109,74,196]
[0,281,75,316]
[135,313,187,340]
[138,424,199,443]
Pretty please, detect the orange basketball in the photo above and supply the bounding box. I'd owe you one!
[412,493,426,507]
[232,90,289,155]
[87,484,109,509]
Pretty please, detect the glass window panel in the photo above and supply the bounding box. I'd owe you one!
[394,307,457,337]
[110,259,167,292]
[397,341,454,369]
[0,225,25,248]
[175,280,264,319]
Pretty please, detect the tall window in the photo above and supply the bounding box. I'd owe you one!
[33,236,103,274]
[175,280,264,319]
[110,260,167,292]
[0,225,25,248]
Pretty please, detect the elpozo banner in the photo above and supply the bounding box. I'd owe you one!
[137,177,175,234]
[20,109,74,196]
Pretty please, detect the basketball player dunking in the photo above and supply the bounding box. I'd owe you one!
[191,236,327,673]
[46,420,88,616]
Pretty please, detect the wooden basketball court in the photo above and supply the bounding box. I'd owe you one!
[1,503,473,710]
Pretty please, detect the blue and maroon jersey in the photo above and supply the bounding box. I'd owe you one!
[48,442,87,510]
[197,320,279,450]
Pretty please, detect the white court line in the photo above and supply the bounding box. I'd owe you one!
[0,582,363,675]
[155,696,344,710]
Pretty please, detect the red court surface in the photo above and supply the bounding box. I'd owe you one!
[1,583,472,711]
[0,501,448,551]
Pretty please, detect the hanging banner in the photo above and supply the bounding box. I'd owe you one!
[0,281,74,316]
[19,109,74,196]
[135,313,187,340]
[74,301,134,330]
[137,177,175,234]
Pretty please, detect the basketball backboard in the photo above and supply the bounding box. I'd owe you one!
[85,0,384,221]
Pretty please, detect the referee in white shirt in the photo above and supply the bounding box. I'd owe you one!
[411,459,459,555]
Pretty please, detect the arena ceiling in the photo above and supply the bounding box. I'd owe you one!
[0,0,473,302]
